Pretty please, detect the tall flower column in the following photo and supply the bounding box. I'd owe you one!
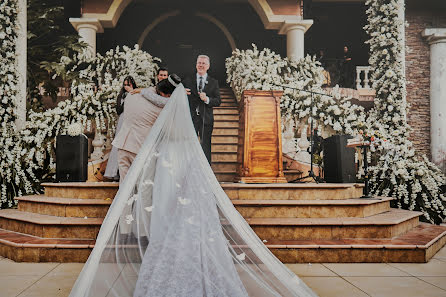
[16,0,26,130]
[278,20,313,61]
[69,18,104,57]
[423,28,446,171]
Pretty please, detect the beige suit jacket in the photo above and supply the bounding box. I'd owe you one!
[112,90,162,154]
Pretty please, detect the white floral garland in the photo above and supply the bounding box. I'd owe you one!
[0,0,27,207]
[0,33,159,207]
[0,1,18,129]
[364,0,445,224]
[22,44,159,173]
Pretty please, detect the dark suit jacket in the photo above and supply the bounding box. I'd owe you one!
[183,74,221,125]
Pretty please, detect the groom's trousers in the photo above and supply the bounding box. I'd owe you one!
[117,149,137,182]
[193,119,213,164]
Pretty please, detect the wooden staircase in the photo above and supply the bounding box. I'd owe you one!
[212,88,239,182]
[0,88,445,263]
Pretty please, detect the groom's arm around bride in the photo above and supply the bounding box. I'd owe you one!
[183,55,221,164]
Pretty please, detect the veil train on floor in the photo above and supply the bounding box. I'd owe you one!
[68,84,318,297]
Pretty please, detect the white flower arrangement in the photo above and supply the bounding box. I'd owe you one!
[226,44,366,140]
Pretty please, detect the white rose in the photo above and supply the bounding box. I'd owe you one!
[333,122,342,131]
[67,123,83,137]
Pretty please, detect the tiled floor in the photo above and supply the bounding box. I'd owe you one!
[1,246,446,297]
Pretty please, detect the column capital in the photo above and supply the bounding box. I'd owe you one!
[69,18,104,34]
[422,28,446,45]
[278,20,313,35]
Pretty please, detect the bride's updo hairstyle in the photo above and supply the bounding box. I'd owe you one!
[156,73,181,95]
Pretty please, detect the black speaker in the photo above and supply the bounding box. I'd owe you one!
[64,0,81,19]
[56,135,88,182]
[323,135,356,183]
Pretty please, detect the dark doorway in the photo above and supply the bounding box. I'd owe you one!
[305,2,370,86]
[141,14,233,85]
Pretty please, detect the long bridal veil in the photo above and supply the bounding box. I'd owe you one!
[69,84,317,297]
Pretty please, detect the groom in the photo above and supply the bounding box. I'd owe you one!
[184,55,221,163]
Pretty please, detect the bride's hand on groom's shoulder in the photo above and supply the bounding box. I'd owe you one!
[130,88,142,94]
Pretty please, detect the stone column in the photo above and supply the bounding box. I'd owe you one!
[422,28,446,171]
[279,20,313,61]
[69,18,104,57]
[15,0,27,130]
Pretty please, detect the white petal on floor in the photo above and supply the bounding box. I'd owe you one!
[236,253,246,261]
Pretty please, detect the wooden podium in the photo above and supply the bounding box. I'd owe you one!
[235,90,287,183]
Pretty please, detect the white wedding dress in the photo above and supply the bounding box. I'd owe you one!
[69,84,318,297]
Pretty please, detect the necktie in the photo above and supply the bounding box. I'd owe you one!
[198,76,203,92]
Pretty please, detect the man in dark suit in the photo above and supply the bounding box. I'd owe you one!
[183,55,221,164]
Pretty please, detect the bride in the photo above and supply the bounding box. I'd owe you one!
[69,75,318,297]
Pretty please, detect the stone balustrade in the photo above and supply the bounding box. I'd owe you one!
[356,66,372,90]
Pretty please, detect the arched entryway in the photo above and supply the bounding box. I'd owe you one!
[95,1,287,85]
[138,12,234,84]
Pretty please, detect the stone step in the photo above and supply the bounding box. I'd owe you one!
[212,152,237,162]
[214,120,239,128]
[220,102,238,107]
[0,209,102,239]
[266,223,446,263]
[220,99,236,103]
[0,228,93,262]
[232,197,393,218]
[15,195,112,218]
[42,182,118,199]
[215,171,236,182]
[211,161,238,172]
[247,209,420,240]
[283,170,304,182]
[214,114,239,121]
[212,143,238,153]
[2,223,444,263]
[213,108,239,115]
[212,127,239,135]
[212,135,238,144]
[214,170,309,183]
[222,183,364,200]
